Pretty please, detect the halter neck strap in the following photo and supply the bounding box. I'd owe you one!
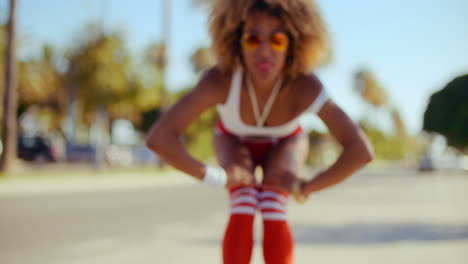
[247,76,283,127]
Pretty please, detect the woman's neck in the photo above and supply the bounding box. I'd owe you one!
[249,74,283,95]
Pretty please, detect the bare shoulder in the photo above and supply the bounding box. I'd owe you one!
[194,66,232,105]
[292,72,324,108]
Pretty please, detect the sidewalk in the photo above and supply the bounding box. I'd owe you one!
[1,167,467,264]
[0,168,196,197]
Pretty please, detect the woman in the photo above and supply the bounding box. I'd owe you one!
[147,0,374,263]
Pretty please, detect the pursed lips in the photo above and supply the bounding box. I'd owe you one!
[255,60,273,72]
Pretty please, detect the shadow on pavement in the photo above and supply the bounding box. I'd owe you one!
[291,223,468,245]
[189,223,468,246]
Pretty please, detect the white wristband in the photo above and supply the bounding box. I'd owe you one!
[202,165,227,187]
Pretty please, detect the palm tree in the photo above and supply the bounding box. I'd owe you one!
[391,108,406,138]
[0,24,6,127]
[65,28,132,168]
[354,69,389,108]
[190,46,215,74]
[354,68,408,140]
[160,0,171,111]
[1,0,17,174]
[18,45,67,132]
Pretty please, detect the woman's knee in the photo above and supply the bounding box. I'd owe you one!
[214,134,253,169]
[264,135,308,170]
[262,168,297,191]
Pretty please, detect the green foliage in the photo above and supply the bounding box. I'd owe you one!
[137,108,162,133]
[307,119,421,165]
[306,130,333,165]
[1,21,167,142]
[172,87,218,161]
[1,21,67,134]
[67,28,131,114]
[139,41,171,113]
[185,107,218,160]
[391,108,406,137]
[359,120,409,160]
[0,24,6,122]
[18,45,67,130]
[65,24,163,134]
[423,74,468,153]
[106,76,159,126]
[145,43,166,73]
[190,46,215,74]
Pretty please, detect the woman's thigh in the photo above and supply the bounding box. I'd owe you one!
[262,133,309,190]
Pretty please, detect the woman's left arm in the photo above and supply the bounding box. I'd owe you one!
[302,100,374,196]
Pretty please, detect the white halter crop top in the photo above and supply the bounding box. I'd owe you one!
[217,67,328,138]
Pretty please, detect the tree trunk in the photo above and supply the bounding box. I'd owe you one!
[0,0,17,174]
[92,105,108,170]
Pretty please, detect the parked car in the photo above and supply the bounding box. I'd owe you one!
[105,145,161,167]
[418,153,434,172]
[17,135,57,162]
[132,146,161,166]
[65,144,97,163]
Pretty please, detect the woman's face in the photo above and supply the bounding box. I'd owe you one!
[241,11,289,83]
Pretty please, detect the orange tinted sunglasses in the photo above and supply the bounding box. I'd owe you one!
[241,32,289,52]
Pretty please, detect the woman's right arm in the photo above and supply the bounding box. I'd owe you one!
[146,67,228,181]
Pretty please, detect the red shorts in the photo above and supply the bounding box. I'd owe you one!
[216,121,303,166]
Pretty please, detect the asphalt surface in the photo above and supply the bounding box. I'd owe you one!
[0,169,467,264]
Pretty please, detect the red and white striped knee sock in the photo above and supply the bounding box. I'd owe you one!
[258,189,294,264]
[222,186,259,264]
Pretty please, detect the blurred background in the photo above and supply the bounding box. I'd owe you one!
[0,1,467,264]
[0,0,467,172]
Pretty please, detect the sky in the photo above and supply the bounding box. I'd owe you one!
[3,0,468,135]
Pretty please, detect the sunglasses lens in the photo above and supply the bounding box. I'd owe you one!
[242,32,288,52]
[270,32,288,52]
[242,33,261,51]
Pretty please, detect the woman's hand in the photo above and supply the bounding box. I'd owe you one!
[225,166,257,188]
[300,170,340,198]
[262,171,298,193]
[262,172,309,203]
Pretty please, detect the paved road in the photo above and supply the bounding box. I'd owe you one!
[0,169,467,264]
